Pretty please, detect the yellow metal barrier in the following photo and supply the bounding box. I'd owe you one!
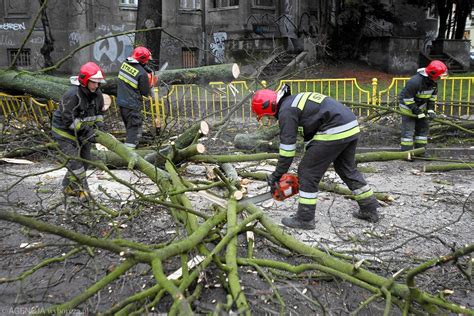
[1,76,473,132]
[0,92,52,127]
[277,78,372,116]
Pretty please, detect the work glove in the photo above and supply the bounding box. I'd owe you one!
[427,109,437,120]
[266,173,281,193]
[411,107,425,119]
[78,126,97,143]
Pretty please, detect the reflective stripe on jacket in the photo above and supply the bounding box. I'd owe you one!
[276,92,359,157]
[51,85,104,139]
[399,73,437,115]
[116,59,150,110]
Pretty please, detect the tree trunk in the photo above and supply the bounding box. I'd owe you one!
[135,0,162,69]
[0,69,68,101]
[39,0,55,67]
[0,64,239,100]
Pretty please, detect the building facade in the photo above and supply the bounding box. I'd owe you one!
[0,0,137,74]
[0,0,469,76]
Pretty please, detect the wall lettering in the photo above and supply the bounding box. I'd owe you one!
[0,22,26,31]
[0,34,14,46]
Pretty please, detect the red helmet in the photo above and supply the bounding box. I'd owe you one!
[251,89,278,120]
[131,46,152,64]
[78,62,106,86]
[425,60,447,80]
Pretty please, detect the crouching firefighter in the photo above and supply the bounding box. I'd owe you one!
[251,86,380,229]
[398,60,447,153]
[51,62,107,201]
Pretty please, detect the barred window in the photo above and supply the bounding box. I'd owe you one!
[182,47,198,68]
[8,48,31,67]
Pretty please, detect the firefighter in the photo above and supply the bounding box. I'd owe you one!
[399,60,447,153]
[116,46,155,149]
[51,62,106,201]
[251,85,380,229]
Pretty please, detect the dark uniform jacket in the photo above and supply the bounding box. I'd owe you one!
[273,92,360,177]
[116,58,150,110]
[51,85,104,141]
[399,73,437,115]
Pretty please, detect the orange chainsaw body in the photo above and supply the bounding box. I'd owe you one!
[272,173,299,201]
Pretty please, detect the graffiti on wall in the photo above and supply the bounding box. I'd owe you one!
[68,32,81,46]
[210,32,227,63]
[0,35,14,46]
[0,22,26,31]
[93,25,134,72]
[29,36,44,45]
[423,30,437,54]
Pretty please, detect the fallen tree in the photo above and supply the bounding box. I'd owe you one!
[0,127,472,315]
[0,63,240,101]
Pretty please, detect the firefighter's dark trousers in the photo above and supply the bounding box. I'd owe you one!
[400,115,429,151]
[296,137,377,221]
[53,133,92,192]
[120,106,143,148]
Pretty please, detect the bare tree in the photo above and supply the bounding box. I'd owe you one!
[39,0,55,67]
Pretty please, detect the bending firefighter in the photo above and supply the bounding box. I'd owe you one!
[117,46,156,149]
[51,62,106,200]
[398,60,447,152]
[251,86,380,230]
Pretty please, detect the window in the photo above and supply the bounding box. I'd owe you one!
[8,48,31,67]
[182,47,198,68]
[212,0,239,9]
[180,0,201,10]
[119,0,137,8]
[253,0,274,7]
[5,0,29,18]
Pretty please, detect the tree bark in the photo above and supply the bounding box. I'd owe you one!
[0,69,68,100]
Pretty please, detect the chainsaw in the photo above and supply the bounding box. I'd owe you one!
[243,173,299,204]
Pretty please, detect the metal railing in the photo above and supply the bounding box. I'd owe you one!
[1,77,473,132]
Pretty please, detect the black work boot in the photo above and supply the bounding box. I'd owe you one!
[281,204,316,230]
[353,196,380,223]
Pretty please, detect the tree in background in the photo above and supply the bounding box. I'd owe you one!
[39,0,55,67]
[330,0,396,59]
[135,0,162,70]
[409,0,472,40]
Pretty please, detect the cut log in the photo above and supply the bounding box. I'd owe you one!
[423,162,474,172]
[233,125,279,151]
[145,121,209,165]
[156,63,240,85]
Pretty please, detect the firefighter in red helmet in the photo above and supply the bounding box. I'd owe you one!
[117,46,155,149]
[51,62,107,201]
[251,85,380,229]
[399,60,448,154]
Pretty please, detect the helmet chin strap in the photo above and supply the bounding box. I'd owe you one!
[417,68,428,77]
[276,84,291,103]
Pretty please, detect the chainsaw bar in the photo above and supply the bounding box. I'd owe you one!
[241,192,273,204]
